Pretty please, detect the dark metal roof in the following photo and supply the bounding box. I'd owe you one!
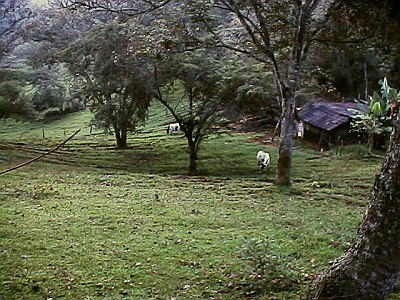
[297,102,368,131]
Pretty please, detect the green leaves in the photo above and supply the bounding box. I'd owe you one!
[60,20,157,148]
[240,237,298,295]
[377,77,400,118]
[351,78,400,138]
[379,77,391,101]
[369,96,383,117]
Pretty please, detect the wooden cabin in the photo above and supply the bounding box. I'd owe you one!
[296,102,368,150]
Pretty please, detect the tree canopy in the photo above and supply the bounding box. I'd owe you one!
[0,0,32,60]
[61,20,156,149]
[155,50,232,174]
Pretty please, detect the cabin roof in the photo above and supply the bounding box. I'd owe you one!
[297,102,368,131]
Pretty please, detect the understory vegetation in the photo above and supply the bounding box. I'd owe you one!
[1,107,396,299]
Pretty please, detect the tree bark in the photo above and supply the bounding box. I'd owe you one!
[308,116,400,299]
[114,125,128,149]
[275,94,295,185]
[187,137,198,175]
[274,1,308,185]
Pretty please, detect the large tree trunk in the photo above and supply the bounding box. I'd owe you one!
[187,138,198,175]
[275,56,298,185]
[275,94,295,185]
[274,1,306,185]
[308,116,400,299]
[114,125,128,149]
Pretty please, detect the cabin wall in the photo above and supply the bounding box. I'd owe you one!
[300,122,361,150]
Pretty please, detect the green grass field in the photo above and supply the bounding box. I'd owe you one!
[0,106,393,299]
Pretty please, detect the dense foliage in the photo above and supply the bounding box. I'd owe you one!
[0,0,32,60]
[350,78,400,152]
[155,50,231,173]
[61,20,156,149]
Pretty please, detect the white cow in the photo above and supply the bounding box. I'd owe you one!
[166,122,181,134]
[256,150,270,171]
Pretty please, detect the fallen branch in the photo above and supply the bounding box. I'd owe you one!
[306,155,330,160]
[367,150,385,159]
[270,117,281,142]
[0,129,81,176]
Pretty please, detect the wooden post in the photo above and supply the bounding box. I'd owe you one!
[336,136,340,155]
[340,140,343,155]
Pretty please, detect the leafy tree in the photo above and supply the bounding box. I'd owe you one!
[308,82,400,299]
[32,85,66,112]
[0,1,97,121]
[0,0,33,61]
[155,51,229,174]
[29,1,100,50]
[203,0,336,185]
[28,4,107,114]
[0,79,35,121]
[0,68,36,122]
[350,78,400,153]
[61,21,154,149]
[219,56,278,122]
[59,0,174,15]
[310,0,400,98]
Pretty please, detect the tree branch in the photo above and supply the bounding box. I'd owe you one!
[61,0,173,16]
[0,129,81,176]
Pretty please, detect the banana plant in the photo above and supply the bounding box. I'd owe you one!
[350,78,400,153]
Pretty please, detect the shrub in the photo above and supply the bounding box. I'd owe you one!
[240,238,298,296]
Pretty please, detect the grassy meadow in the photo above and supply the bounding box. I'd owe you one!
[0,103,392,299]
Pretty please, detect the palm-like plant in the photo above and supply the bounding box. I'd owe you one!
[350,78,400,153]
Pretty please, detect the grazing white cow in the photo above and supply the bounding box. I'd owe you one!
[256,150,270,171]
[166,122,181,134]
